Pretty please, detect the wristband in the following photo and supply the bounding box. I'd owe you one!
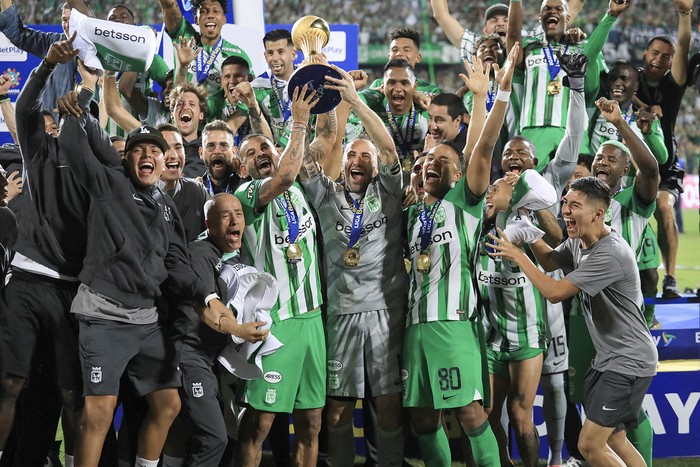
[0,94,9,103]
[679,9,692,16]
[42,58,56,69]
[496,89,511,102]
[204,293,219,306]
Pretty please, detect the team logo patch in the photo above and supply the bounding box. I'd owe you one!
[400,369,409,381]
[604,206,613,224]
[365,193,381,212]
[91,367,102,383]
[263,371,283,384]
[327,360,343,371]
[265,388,277,404]
[192,382,204,398]
[434,207,446,224]
[328,373,340,390]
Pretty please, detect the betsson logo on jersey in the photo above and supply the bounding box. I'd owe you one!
[334,215,387,236]
[407,226,454,256]
[273,214,314,246]
[94,27,147,43]
[477,270,527,288]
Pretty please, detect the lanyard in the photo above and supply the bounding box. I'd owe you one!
[419,200,442,253]
[386,101,416,158]
[542,43,568,81]
[196,37,223,85]
[274,191,300,244]
[622,102,634,125]
[271,76,292,124]
[344,191,365,249]
[485,80,498,112]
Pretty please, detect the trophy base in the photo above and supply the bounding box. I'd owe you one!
[288,63,342,114]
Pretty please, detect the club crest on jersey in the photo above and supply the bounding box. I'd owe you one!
[604,206,613,224]
[91,367,102,383]
[265,388,277,404]
[192,382,204,398]
[365,193,381,212]
[434,207,446,223]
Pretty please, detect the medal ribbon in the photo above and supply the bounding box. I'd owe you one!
[275,192,300,245]
[196,37,223,85]
[271,76,292,124]
[543,44,568,82]
[419,200,442,253]
[205,174,232,195]
[622,102,634,125]
[485,80,497,112]
[386,101,416,159]
[344,191,365,250]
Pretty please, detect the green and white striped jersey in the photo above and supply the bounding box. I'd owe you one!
[235,180,323,322]
[302,161,408,315]
[463,71,524,141]
[405,177,484,324]
[477,212,547,352]
[605,186,655,257]
[167,18,254,96]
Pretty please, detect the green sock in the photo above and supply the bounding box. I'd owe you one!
[627,410,653,467]
[465,421,500,467]
[642,301,656,328]
[417,427,452,467]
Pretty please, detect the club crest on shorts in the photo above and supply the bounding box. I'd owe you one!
[91,367,102,383]
[328,372,340,390]
[265,388,277,405]
[192,382,204,398]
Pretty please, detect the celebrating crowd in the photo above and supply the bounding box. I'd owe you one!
[0,0,698,467]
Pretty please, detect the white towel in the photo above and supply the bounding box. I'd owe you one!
[217,265,283,380]
[69,9,157,73]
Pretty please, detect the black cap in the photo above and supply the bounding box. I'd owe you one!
[124,125,168,154]
[484,3,509,23]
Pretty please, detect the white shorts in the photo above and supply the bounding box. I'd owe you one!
[542,271,568,375]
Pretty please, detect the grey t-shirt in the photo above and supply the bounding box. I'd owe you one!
[551,230,658,377]
[302,160,408,315]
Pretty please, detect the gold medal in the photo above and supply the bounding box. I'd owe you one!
[547,78,561,95]
[416,252,431,274]
[404,258,411,274]
[286,243,303,262]
[343,247,360,267]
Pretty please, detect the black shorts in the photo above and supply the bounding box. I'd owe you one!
[77,316,180,397]
[583,368,653,430]
[659,162,685,200]
[0,270,81,390]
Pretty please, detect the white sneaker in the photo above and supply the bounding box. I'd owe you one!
[563,458,587,467]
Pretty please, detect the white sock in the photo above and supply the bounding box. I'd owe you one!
[162,454,184,467]
[65,454,75,467]
[134,456,159,467]
[328,423,355,467]
[377,426,404,467]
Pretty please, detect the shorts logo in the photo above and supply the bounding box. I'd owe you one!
[327,360,343,371]
[265,388,277,404]
[91,367,102,383]
[401,369,409,381]
[263,371,283,384]
[328,373,340,390]
[192,382,204,398]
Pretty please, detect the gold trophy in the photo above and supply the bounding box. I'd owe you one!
[287,15,342,114]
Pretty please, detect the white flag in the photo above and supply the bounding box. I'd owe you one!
[69,9,157,73]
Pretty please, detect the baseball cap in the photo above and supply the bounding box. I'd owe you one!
[484,3,509,23]
[124,125,168,154]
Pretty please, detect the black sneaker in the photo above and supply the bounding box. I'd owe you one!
[662,275,681,299]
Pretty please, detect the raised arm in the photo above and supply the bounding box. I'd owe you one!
[253,86,317,209]
[64,0,89,15]
[430,0,466,50]
[596,98,659,206]
[671,0,692,86]
[460,57,489,162]
[118,72,149,119]
[234,81,274,141]
[0,75,16,143]
[174,36,200,86]
[0,4,64,58]
[567,0,585,24]
[159,0,184,34]
[506,0,524,68]
[103,72,140,132]
[469,43,518,197]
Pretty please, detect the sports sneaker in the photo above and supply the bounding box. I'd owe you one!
[662,275,682,298]
[563,457,587,467]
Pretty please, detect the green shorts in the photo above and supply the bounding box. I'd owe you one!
[521,126,565,173]
[567,298,595,403]
[487,347,544,380]
[636,224,661,271]
[402,320,488,410]
[245,310,326,413]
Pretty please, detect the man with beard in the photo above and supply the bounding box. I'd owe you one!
[427,93,468,152]
[360,59,429,171]
[507,0,628,172]
[200,120,242,196]
[252,29,301,148]
[169,83,208,178]
[299,66,407,467]
[158,0,253,95]
[634,0,693,299]
[233,85,333,467]
[488,175,657,467]
[158,123,209,242]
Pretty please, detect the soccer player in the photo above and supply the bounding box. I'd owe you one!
[169,83,208,177]
[488,176,658,467]
[233,86,330,467]
[300,65,407,467]
[402,44,519,466]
